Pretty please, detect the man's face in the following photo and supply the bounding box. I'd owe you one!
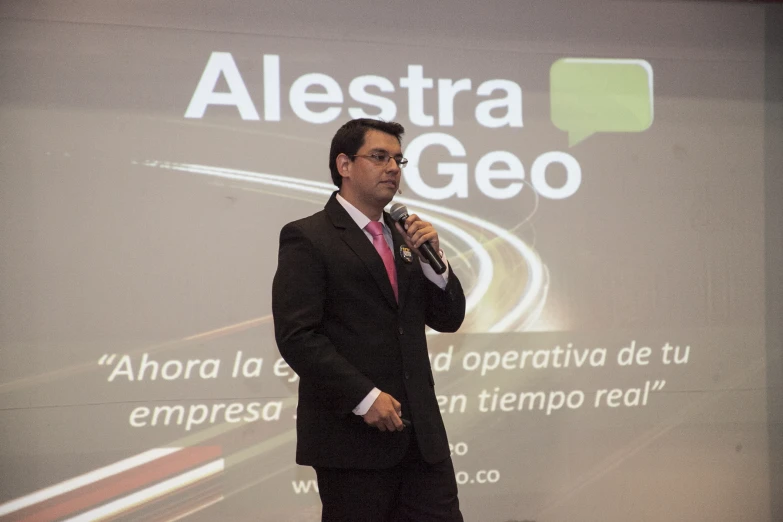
[341,129,402,211]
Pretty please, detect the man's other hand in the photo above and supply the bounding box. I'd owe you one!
[363,392,404,432]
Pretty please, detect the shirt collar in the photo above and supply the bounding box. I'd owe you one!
[336,193,388,232]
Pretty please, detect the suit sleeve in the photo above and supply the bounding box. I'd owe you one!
[422,265,466,333]
[272,222,376,413]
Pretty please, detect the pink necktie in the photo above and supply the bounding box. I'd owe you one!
[365,221,398,301]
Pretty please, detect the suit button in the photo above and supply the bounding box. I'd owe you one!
[404,371,410,380]
[398,326,404,335]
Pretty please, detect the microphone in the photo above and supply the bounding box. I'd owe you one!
[390,203,447,275]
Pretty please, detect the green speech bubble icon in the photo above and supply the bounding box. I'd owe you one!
[550,58,654,146]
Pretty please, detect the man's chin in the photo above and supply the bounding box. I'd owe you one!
[375,189,397,207]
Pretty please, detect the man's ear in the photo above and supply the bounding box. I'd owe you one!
[336,153,352,182]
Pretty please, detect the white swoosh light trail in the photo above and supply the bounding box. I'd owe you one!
[139,161,547,332]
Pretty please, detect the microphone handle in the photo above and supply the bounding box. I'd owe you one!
[419,241,447,275]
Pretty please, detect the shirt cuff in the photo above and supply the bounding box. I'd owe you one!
[353,387,381,416]
[420,250,450,289]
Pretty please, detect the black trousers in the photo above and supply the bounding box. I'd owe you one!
[314,430,463,522]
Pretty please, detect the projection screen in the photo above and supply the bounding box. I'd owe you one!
[1,1,781,521]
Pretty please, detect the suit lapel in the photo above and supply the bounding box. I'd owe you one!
[325,193,398,308]
[386,213,412,310]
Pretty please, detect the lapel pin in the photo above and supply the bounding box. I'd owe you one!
[399,246,413,263]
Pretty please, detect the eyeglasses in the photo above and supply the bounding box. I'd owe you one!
[350,152,408,168]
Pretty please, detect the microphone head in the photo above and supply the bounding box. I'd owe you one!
[390,203,408,222]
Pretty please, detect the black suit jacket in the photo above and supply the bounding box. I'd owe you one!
[272,192,466,469]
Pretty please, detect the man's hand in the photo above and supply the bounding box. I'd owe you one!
[394,214,440,264]
[362,391,404,432]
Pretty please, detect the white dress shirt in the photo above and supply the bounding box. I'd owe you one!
[335,193,449,416]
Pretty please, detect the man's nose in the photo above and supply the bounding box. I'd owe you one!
[386,158,401,174]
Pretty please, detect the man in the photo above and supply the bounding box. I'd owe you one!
[272,118,466,521]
